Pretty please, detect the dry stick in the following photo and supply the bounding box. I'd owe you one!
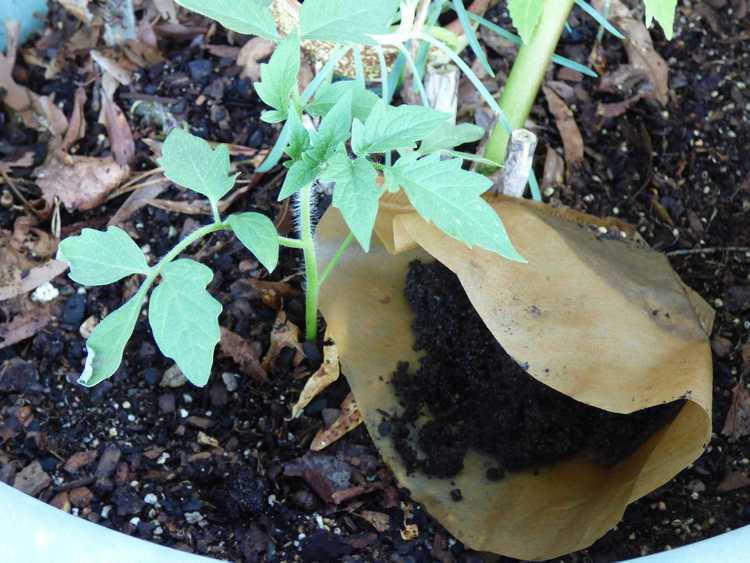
[0,169,42,217]
[667,247,750,257]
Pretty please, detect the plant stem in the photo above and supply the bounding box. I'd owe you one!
[278,236,306,249]
[298,184,319,342]
[483,0,575,167]
[319,233,354,286]
[210,200,222,224]
[145,222,229,288]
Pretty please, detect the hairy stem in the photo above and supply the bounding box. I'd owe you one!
[483,0,575,167]
[298,184,319,342]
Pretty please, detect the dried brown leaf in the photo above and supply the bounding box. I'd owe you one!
[61,87,87,152]
[237,37,276,81]
[357,511,391,533]
[219,327,268,383]
[717,471,750,493]
[610,0,669,105]
[293,342,340,418]
[310,393,363,451]
[541,147,565,191]
[722,383,750,440]
[0,152,34,174]
[543,86,584,170]
[0,308,53,351]
[261,311,305,371]
[92,51,133,86]
[56,0,94,24]
[36,155,129,212]
[108,180,168,226]
[0,22,32,111]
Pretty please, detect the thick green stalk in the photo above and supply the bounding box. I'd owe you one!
[298,184,319,342]
[483,0,575,166]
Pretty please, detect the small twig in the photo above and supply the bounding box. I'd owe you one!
[667,247,750,257]
[0,169,41,217]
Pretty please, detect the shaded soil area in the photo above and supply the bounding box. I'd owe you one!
[0,1,749,562]
[391,260,683,479]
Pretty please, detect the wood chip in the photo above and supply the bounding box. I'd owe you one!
[357,510,391,533]
[13,460,51,496]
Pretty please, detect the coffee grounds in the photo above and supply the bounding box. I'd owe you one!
[391,260,683,479]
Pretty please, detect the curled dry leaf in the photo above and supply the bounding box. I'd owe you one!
[292,341,340,417]
[721,383,750,440]
[237,37,276,81]
[108,180,169,226]
[261,311,305,371]
[97,64,135,167]
[310,392,364,451]
[153,0,179,23]
[56,0,94,24]
[0,152,34,174]
[542,147,565,191]
[357,510,391,533]
[91,51,133,85]
[543,86,584,171]
[609,0,669,105]
[36,155,129,212]
[61,86,87,152]
[219,327,268,384]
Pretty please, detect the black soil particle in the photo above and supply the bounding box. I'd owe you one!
[392,260,683,478]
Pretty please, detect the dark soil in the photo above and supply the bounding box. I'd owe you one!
[1,1,750,562]
[391,260,684,479]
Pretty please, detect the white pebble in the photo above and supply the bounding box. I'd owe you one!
[144,493,158,505]
[31,283,59,303]
[185,511,203,524]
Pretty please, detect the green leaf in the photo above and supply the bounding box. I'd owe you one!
[300,0,400,45]
[78,287,147,387]
[306,80,380,122]
[418,123,485,155]
[351,100,451,156]
[254,34,301,117]
[574,0,625,40]
[387,153,525,262]
[149,260,222,387]
[278,157,320,200]
[320,153,381,251]
[284,111,310,161]
[306,91,353,162]
[58,226,150,286]
[643,0,677,40]
[452,0,493,76]
[227,212,280,272]
[508,0,544,43]
[158,129,236,202]
[175,0,278,39]
[261,110,286,124]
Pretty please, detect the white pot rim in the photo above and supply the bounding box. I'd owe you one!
[1,481,748,562]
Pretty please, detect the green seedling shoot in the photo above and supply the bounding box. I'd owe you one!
[57,0,679,390]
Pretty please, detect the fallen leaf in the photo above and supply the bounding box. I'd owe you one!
[0,22,67,142]
[543,86,584,170]
[91,51,133,85]
[542,147,565,191]
[357,510,391,533]
[293,342,340,417]
[310,393,364,451]
[36,155,129,211]
[718,471,750,493]
[99,71,135,166]
[246,278,298,310]
[108,180,169,226]
[153,0,179,23]
[283,451,353,504]
[610,0,669,105]
[722,384,750,440]
[61,86,87,152]
[0,260,67,302]
[261,311,305,371]
[237,37,276,81]
[0,22,32,111]
[56,0,94,24]
[219,327,268,383]
[0,152,34,174]
[0,308,53,350]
